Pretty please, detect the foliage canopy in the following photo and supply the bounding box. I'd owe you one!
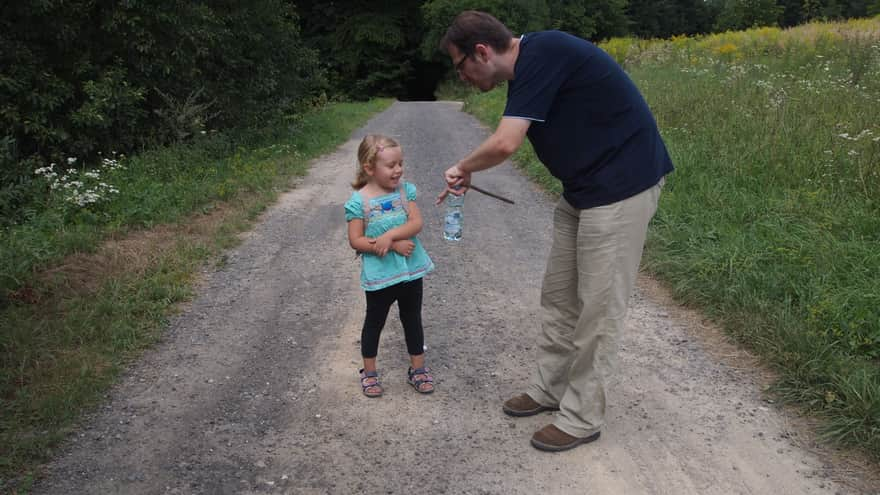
[2,0,878,225]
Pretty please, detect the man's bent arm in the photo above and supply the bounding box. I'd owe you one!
[457,117,531,173]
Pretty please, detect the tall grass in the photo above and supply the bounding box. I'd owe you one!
[462,18,880,458]
[0,99,392,487]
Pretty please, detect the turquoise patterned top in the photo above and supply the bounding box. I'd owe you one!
[344,182,434,291]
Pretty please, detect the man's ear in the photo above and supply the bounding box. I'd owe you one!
[474,43,491,61]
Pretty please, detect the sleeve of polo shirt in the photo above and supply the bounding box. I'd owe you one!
[504,34,568,122]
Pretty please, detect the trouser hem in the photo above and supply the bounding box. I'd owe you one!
[526,384,559,408]
[553,418,601,439]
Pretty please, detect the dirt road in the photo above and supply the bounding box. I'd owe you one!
[33,102,876,494]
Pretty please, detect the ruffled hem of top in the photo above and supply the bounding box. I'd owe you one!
[362,261,434,291]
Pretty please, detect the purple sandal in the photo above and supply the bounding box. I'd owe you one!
[359,369,383,398]
[407,367,435,394]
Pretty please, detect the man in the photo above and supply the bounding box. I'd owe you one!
[437,11,673,452]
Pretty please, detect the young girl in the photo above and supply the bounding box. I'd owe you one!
[344,134,435,397]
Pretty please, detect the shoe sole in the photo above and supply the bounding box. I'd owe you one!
[502,404,560,417]
[531,430,601,452]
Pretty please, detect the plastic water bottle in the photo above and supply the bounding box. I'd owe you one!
[443,189,464,241]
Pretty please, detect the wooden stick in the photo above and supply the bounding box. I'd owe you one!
[469,184,515,204]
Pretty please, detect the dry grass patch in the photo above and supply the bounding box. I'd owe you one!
[34,202,235,302]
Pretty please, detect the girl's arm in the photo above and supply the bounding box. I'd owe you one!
[348,219,377,254]
[380,202,424,241]
[373,202,423,256]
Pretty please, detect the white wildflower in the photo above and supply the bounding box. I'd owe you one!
[854,130,873,140]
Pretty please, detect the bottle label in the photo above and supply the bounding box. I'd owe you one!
[444,210,462,241]
[444,191,463,241]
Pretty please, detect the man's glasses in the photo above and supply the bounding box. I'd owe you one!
[453,53,470,73]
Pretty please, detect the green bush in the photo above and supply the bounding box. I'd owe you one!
[0,137,46,228]
[0,1,325,191]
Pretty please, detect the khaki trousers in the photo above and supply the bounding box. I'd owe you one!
[528,180,663,437]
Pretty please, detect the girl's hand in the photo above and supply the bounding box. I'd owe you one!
[372,234,393,257]
[391,239,415,257]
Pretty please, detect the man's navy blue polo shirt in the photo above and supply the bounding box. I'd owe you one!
[504,31,674,209]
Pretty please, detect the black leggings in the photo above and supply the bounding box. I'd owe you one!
[361,278,424,358]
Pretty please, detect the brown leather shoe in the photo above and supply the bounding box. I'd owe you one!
[502,394,559,417]
[530,424,601,452]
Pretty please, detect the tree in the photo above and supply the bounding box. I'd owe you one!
[776,0,873,26]
[713,0,783,31]
[299,1,429,98]
[420,0,632,53]
[576,0,631,40]
[627,0,715,38]
[420,0,553,59]
[0,0,324,220]
[779,0,806,26]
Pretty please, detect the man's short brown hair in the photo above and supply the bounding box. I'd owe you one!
[439,10,513,57]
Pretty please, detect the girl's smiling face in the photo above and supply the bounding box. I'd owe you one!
[367,146,403,192]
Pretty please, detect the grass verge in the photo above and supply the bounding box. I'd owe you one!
[0,99,393,488]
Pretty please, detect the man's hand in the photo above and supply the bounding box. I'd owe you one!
[435,163,471,205]
[391,239,415,257]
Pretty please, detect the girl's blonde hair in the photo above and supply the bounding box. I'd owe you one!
[352,134,401,189]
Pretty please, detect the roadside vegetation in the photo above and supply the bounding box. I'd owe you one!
[0,99,392,486]
[459,17,880,459]
[3,0,879,489]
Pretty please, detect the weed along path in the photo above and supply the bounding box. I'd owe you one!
[33,101,876,494]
